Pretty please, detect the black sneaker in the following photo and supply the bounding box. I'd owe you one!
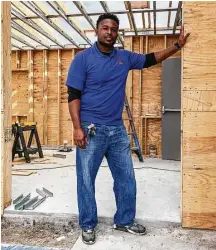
[113,222,147,235]
[82,228,96,245]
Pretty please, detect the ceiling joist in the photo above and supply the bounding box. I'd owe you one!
[124,1,137,35]
[12,33,36,49]
[21,1,79,47]
[173,1,182,34]
[12,7,64,48]
[153,1,156,35]
[46,1,91,46]
[10,1,182,50]
[12,20,50,49]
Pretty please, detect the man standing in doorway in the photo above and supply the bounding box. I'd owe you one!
[66,13,190,245]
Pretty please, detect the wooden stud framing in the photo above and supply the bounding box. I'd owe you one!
[11,34,180,156]
[1,1,12,214]
[139,36,143,117]
[16,50,21,69]
[57,49,61,145]
[27,50,34,122]
[71,49,75,146]
[43,50,48,144]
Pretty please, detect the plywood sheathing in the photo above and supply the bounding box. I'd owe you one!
[124,35,180,156]
[11,36,179,156]
[182,2,216,229]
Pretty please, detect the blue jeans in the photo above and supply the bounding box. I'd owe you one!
[76,122,136,230]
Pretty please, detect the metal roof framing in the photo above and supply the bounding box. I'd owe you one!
[12,20,50,49]
[21,1,80,47]
[12,6,64,48]
[153,1,156,35]
[173,1,182,34]
[11,1,182,51]
[46,1,91,46]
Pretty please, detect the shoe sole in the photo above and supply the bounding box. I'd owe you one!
[82,238,96,245]
[114,227,147,236]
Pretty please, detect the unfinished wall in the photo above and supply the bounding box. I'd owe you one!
[1,2,12,213]
[182,2,216,229]
[124,35,180,156]
[12,35,179,156]
[11,49,80,147]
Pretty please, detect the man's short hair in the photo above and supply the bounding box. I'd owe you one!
[96,13,120,28]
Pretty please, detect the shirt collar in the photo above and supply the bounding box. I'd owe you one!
[92,42,116,58]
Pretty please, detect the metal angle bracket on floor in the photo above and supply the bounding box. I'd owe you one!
[25,197,46,210]
[13,194,24,204]
[14,193,31,210]
[36,187,53,198]
[23,196,39,210]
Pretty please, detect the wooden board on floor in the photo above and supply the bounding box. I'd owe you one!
[12,170,37,176]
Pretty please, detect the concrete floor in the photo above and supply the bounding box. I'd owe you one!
[4,150,216,250]
[5,149,181,224]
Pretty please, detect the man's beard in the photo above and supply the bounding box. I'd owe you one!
[98,38,116,48]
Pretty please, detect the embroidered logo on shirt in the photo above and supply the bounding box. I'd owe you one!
[116,58,123,64]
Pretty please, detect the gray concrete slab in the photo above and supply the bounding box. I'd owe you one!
[72,225,216,250]
[5,150,181,224]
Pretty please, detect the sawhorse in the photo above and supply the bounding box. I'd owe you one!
[12,122,43,163]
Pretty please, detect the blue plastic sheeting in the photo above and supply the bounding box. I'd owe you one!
[1,244,70,250]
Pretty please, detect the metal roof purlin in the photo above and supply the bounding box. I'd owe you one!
[12,7,64,48]
[142,12,145,29]
[99,1,124,47]
[148,1,151,28]
[11,8,179,20]
[167,1,172,27]
[11,2,27,17]
[12,33,36,49]
[153,1,156,35]
[124,1,137,35]
[12,43,23,50]
[173,1,182,34]
[21,1,79,47]
[73,1,96,31]
[12,21,50,49]
[46,1,92,46]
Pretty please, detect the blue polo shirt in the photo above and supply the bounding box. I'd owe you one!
[66,42,146,125]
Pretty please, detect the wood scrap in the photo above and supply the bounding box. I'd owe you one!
[12,170,37,176]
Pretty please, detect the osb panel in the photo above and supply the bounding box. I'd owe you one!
[142,66,162,116]
[12,72,28,116]
[183,2,216,91]
[148,36,164,53]
[147,119,161,156]
[47,50,58,145]
[132,37,141,117]
[11,51,16,70]
[182,2,216,229]
[182,91,216,112]
[33,51,44,144]
[60,49,74,145]
[20,51,28,69]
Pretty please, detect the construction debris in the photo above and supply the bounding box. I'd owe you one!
[53,154,66,159]
[58,140,73,152]
[12,170,37,176]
